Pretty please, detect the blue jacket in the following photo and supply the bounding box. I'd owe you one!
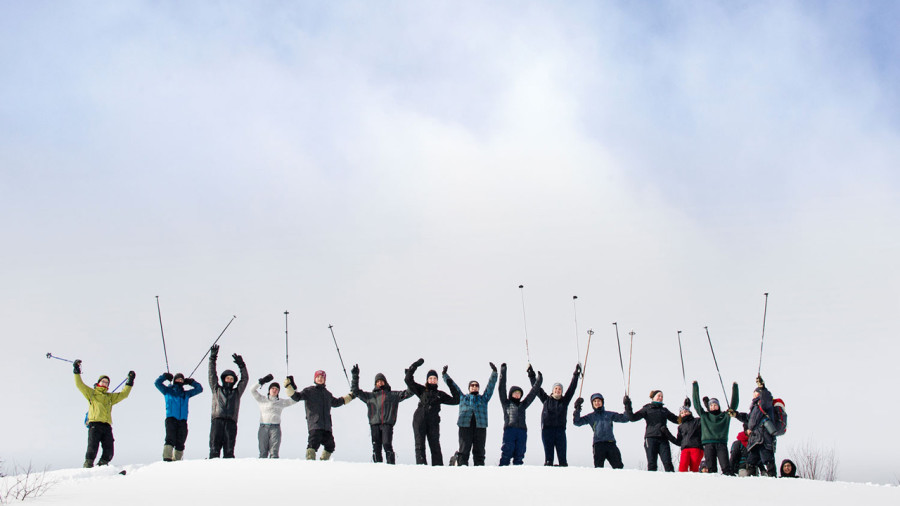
[155,374,203,420]
[445,371,497,428]
[573,405,631,443]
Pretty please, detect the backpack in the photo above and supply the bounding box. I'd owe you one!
[770,398,788,436]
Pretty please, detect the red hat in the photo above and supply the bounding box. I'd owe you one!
[314,370,326,381]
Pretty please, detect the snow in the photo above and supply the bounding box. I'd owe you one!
[7,459,898,506]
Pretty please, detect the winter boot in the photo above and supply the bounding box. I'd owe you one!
[320,450,332,461]
[764,461,777,477]
[372,452,383,463]
[97,460,109,467]
[305,448,316,461]
[173,450,184,461]
[83,460,94,468]
[163,445,175,462]
[544,461,553,466]
[385,451,396,465]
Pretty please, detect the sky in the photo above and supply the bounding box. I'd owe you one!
[1,0,899,485]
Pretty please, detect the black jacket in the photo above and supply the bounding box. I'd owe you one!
[351,372,414,426]
[530,369,579,429]
[499,368,542,430]
[631,402,679,439]
[668,414,702,449]
[405,367,459,421]
[290,384,349,431]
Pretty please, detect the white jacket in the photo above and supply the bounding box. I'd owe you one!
[251,383,298,424]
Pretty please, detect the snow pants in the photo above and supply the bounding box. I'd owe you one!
[209,417,238,458]
[164,417,189,451]
[308,429,336,452]
[86,422,115,464]
[413,411,443,465]
[457,425,487,466]
[499,427,527,466]
[592,441,624,468]
[371,423,395,463]
[703,442,731,474]
[746,430,776,476]
[679,447,704,472]
[258,423,282,458]
[541,426,567,466]
[644,436,675,472]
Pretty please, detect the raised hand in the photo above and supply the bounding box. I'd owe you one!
[210,344,219,360]
[259,374,274,385]
[232,353,245,368]
[164,372,174,381]
[574,397,584,410]
[489,362,497,373]
[351,364,360,376]
[126,370,136,386]
[73,359,82,374]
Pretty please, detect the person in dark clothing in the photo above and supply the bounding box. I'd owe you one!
[693,380,740,475]
[631,390,680,472]
[730,424,751,476]
[498,363,542,466]
[155,372,203,461]
[208,345,248,459]
[351,364,414,464]
[734,375,777,477]
[667,405,703,472]
[405,359,460,465]
[285,370,353,461]
[444,363,498,466]
[780,458,798,478]
[573,393,633,468]
[528,363,580,466]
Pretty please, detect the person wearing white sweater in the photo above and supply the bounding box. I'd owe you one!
[251,374,298,458]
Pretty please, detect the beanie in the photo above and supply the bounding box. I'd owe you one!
[427,369,439,379]
[173,373,185,382]
[314,370,326,381]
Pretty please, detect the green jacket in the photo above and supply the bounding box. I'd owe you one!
[692,381,738,444]
[75,374,132,425]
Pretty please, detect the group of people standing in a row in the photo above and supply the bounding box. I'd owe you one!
[72,346,791,477]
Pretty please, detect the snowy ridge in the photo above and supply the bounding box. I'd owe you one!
[10,459,899,506]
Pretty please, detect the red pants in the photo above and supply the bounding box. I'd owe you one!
[679,447,704,472]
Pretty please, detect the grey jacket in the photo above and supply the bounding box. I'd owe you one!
[208,356,249,421]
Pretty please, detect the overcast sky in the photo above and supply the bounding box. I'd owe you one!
[2,1,898,484]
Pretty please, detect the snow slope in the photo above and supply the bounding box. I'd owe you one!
[8,459,898,506]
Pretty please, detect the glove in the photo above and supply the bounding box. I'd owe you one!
[684,397,691,408]
[574,397,584,410]
[727,408,737,418]
[623,395,632,408]
[351,364,359,376]
[756,375,765,388]
[73,359,82,374]
[285,375,296,389]
[412,358,425,368]
[500,363,507,373]
[442,365,448,375]
[527,365,536,381]
[184,378,195,386]
[164,372,174,381]
[233,353,245,368]
[702,396,710,408]
[536,371,543,383]
[126,370,136,386]
[489,362,497,372]
[574,363,582,376]
[210,344,219,360]
[259,374,274,385]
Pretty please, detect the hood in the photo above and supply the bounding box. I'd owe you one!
[590,393,605,412]
[508,386,523,403]
[220,369,237,388]
[374,373,390,390]
[95,375,111,389]
[780,459,798,478]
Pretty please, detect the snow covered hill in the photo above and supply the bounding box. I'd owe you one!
[6,459,898,506]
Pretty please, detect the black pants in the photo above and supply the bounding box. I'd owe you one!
[86,422,115,464]
[457,424,487,466]
[308,429,336,452]
[542,426,567,466]
[593,441,624,468]
[371,424,395,462]
[644,437,674,472]
[746,430,776,476]
[209,418,238,458]
[165,417,189,451]
[413,411,443,465]
[703,442,731,474]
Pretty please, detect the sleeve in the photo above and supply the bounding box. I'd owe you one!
[573,407,589,427]
[482,371,498,402]
[186,382,204,397]
[562,370,579,404]
[498,369,508,405]
[665,407,679,424]
[734,411,749,423]
[692,381,706,414]
[251,383,264,402]
[75,374,93,400]
[444,374,461,398]
[208,356,218,390]
[630,405,646,422]
[668,426,681,446]
[404,370,425,397]
[236,362,249,395]
[351,371,362,398]
[441,389,460,406]
[290,386,309,402]
[278,397,299,407]
[522,374,542,408]
[109,384,132,405]
[154,374,168,394]
[397,389,415,402]
[730,383,740,411]
[612,410,632,423]
[331,392,350,407]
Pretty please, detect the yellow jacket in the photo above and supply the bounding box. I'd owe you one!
[75,374,132,425]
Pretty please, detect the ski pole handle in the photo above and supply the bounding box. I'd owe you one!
[46,353,74,363]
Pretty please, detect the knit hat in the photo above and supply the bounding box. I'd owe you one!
[173,373,185,383]
[468,380,480,389]
[680,405,692,415]
[708,398,720,408]
[427,369,439,380]
[314,370,326,381]
[268,382,281,392]
[552,382,564,391]
[649,389,662,399]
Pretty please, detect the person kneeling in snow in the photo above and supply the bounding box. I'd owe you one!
[74,359,134,468]
[286,370,353,461]
[350,364,414,464]
[573,393,633,468]
[208,344,249,458]
[252,374,298,458]
[155,371,203,461]
[498,363,542,466]
[780,458,798,478]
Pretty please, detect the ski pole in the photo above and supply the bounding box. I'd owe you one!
[577,329,594,398]
[46,353,75,363]
[328,324,352,388]
[187,315,237,379]
[757,292,769,376]
[677,330,687,397]
[518,284,531,365]
[572,296,581,366]
[111,378,127,392]
[612,322,627,394]
[704,326,730,406]
[284,311,290,376]
[627,330,635,397]
[156,296,170,374]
